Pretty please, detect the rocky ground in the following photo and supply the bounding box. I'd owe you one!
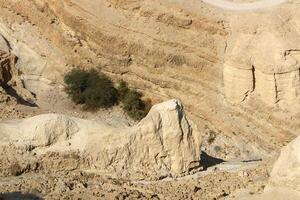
[0,162,271,200]
[0,136,272,200]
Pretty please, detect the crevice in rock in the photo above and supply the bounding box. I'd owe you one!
[274,73,279,103]
[252,65,256,92]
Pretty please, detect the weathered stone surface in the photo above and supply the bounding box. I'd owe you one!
[0,99,202,180]
[223,64,254,103]
[254,136,300,199]
[0,34,9,52]
[224,6,300,107]
[0,50,34,102]
[270,136,300,190]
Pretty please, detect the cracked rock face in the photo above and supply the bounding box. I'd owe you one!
[0,99,202,180]
[0,33,35,103]
[223,6,300,106]
[0,49,34,103]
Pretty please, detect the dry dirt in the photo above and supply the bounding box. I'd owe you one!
[0,142,272,200]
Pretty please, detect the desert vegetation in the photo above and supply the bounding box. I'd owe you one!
[117,80,148,120]
[64,68,150,120]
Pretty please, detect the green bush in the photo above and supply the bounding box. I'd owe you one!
[117,81,149,120]
[64,68,151,120]
[64,68,118,109]
[117,80,130,100]
[122,90,146,120]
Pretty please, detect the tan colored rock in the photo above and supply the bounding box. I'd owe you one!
[0,99,202,180]
[0,50,34,103]
[253,136,300,199]
[224,6,300,106]
[232,136,300,200]
[0,34,9,52]
[269,136,300,190]
[223,64,254,103]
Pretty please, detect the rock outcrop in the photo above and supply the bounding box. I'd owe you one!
[0,49,34,103]
[0,99,202,180]
[224,8,300,107]
[0,33,35,104]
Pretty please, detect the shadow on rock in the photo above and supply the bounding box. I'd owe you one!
[3,85,37,107]
[201,151,225,170]
[0,192,43,200]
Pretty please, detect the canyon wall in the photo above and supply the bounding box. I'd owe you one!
[0,0,299,160]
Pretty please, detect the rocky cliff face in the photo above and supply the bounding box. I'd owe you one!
[0,99,202,180]
[224,10,300,107]
[0,32,34,106]
[0,0,299,160]
[0,50,34,103]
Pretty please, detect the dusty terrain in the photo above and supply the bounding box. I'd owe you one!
[0,0,300,199]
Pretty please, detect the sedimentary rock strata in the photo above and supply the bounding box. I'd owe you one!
[224,10,300,106]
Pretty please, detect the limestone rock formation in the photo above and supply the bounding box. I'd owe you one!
[0,99,202,180]
[0,0,299,162]
[0,33,35,104]
[0,50,34,103]
[224,7,300,106]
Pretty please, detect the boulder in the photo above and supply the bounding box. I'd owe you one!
[252,136,300,199]
[0,99,202,180]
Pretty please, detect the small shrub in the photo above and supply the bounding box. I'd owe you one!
[207,130,217,144]
[64,68,118,109]
[117,80,130,100]
[143,98,153,114]
[117,81,150,120]
[214,146,222,152]
[9,163,23,176]
[64,69,151,120]
[122,90,146,120]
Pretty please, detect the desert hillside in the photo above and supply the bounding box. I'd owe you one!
[0,0,299,199]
